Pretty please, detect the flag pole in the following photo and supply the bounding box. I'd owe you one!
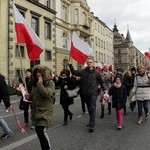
[18,44,27,90]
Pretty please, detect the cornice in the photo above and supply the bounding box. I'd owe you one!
[62,0,71,5]
[56,48,70,54]
[26,0,57,14]
[56,22,72,31]
[15,4,28,11]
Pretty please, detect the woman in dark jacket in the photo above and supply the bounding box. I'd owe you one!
[122,70,134,114]
[109,76,127,129]
[59,69,76,126]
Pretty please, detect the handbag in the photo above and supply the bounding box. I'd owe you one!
[66,90,77,98]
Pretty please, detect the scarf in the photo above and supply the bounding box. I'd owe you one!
[114,83,121,88]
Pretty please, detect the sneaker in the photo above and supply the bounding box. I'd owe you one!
[30,125,35,129]
[88,127,94,133]
[117,125,122,130]
[0,131,12,139]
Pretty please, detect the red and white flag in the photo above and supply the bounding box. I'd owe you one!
[13,4,45,61]
[70,32,92,64]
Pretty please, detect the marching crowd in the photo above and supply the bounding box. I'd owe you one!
[0,58,150,150]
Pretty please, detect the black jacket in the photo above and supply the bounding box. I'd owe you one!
[108,84,127,109]
[69,64,105,96]
[59,76,76,105]
[0,74,11,108]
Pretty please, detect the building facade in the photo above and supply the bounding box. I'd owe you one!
[0,0,56,83]
[0,0,114,83]
[113,23,145,71]
[55,0,114,75]
[92,16,114,66]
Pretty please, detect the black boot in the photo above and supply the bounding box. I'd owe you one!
[130,103,134,111]
[123,105,127,115]
[108,103,111,114]
[63,121,68,126]
[100,104,104,119]
[69,113,73,121]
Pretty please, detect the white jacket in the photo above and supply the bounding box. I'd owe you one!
[131,73,150,101]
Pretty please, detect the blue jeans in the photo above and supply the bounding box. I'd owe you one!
[0,116,11,134]
[84,95,98,127]
[137,100,149,117]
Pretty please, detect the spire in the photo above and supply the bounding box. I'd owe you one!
[113,19,119,32]
[126,26,133,43]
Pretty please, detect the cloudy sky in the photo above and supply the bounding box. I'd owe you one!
[86,0,150,53]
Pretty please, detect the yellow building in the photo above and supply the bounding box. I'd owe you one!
[0,0,56,83]
[92,16,114,66]
[55,0,114,75]
[0,0,114,83]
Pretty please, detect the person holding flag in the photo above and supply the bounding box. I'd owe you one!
[69,32,106,132]
[69,58,105,132]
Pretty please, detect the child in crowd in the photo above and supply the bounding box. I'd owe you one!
[108,76,127,129]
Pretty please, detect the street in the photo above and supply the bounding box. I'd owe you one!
[1,91,150,150]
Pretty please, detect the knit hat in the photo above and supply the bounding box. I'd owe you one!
[130,67,136,72]
[25,69,32,73]
[114,75,122,83]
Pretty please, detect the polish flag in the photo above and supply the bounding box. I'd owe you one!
[145,52,150,59]
[13,4,45,61]
[70,32,92,64]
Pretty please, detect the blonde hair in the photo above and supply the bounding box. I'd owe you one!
[123,70,130,78]
[136,65,145,73]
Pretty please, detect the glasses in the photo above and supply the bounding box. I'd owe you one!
[87,62,92,63]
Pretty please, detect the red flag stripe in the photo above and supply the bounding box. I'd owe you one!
[70,42,88,64]
[15,23,43,61]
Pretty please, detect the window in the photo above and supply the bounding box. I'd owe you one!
[118,49,121,54]
[96,51,98,61]
[15,45,25,58]
[45,0,51,8]
[51,0,55,10]
[16,68,26,79]
[82,12,86,25]
[95,37,97,46]
[31,16,39,36]
[45,50,52,61]
[98,39,100,47]
[62,32,68,49]
[75,8,79,24]
[118,58,121,63]
[63,59,68,69]
[45,21,51,39]
[62,5,67,22]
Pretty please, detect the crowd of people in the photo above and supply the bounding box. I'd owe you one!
[0,59,150,150]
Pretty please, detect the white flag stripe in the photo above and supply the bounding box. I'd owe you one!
[72,32,92,55]
[13,4,45,49]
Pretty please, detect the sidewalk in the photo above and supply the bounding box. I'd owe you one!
[10,89,60,101]
[10,95,20,101]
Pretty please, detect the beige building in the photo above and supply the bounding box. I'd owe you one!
[113,23,145,71]
[55,0,93,75]
[0,0,114,83]
[55,0,114,75]
[0,0,56,83]
[92,16,114,66]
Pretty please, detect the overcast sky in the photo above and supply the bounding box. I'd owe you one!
[86,0,150,53]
